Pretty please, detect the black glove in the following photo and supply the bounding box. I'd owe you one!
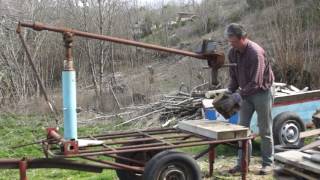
[212,92,242,119]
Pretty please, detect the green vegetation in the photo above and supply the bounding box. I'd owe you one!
[0,114,267,180]
[0,114,118,180]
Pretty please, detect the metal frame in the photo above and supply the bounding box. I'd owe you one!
[0,127,251,180]
[45,127,250,179]
[0,22,251,180]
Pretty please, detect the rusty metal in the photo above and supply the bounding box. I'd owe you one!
[54,138,251,158]
[79,139,204,154]
[8,22,253,179]
[241,139,249,180]
[63,141,79,155]
[1,127,251,179]
[46,128,79,155]
[19,158,27,180]
[80,127,174,137]
[17,22,225,69]
[104,154,145,166]
[16,30,60,126]
[43,128,251,179]
[208,145,216,177]
[0,158,104,172]
[101,134,191,145]
[80,128,180,140]
[82,156,144,173]
[47,128,65,143]
[194,146,211,160]
[63,32,74,71]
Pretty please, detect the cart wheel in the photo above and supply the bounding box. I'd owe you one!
[273,112,305,147]
[115,141,161,180]
[143,150,201,180]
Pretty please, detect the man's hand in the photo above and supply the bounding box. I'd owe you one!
[212,92,242,119]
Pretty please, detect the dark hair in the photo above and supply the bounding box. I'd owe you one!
[225,23,247,39]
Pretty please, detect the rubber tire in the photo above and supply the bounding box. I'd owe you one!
[274,144,300,153]
[273,111,305,146]
[115,141,161,180]
[143,150,201,180]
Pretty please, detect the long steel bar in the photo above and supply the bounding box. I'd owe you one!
[78,139,204,154]
[86,129,182,140]
[16,28,60,126]
[82,156,144,173]
[18,22,222,62]
[79,128,176,138]
[81,134,192,148]
[52,137,252,157]
[0,158,104,173]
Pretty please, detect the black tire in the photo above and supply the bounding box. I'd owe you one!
[274,144,300,153]
[115,141,161,180]
[273,112,305,147]
[143,150,201,180]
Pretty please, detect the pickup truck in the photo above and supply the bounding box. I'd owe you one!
[204,89,320,147]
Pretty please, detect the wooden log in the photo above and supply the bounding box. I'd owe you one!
[288,85,301,93]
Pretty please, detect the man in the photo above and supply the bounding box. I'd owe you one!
[225,23,274,175]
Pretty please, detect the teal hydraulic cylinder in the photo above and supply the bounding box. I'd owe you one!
[62,71,77,140]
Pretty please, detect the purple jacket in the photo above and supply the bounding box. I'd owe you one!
[228,40,274,97]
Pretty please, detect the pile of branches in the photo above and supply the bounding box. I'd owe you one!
[111,91,203,128]
[158,92,203,123]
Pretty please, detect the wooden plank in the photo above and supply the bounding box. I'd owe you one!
[299,140,320,151]
[282,165,318,180]
[275,150,320,174]
[300,128,320,138]
[274,90,320,104]
[177,120,249,140]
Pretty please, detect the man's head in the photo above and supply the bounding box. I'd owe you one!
[225,23,247,50]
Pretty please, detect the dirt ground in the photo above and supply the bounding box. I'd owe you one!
[200,156,275,180]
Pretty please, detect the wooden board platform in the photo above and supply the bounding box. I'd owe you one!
[275,150,320,174]
[177,120,249,140]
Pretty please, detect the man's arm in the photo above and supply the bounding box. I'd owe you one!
[240,51,265,96]
[227,51,239,93]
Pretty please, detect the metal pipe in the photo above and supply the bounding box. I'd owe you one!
[81,128,178,140]
[80,128,175,139]
[19,159,27,180]
[82,156,143,173]
[80,134,192,148]
[53,137,252,158]
[62,32,77,140]
[78,139,203,154]
[0,158,104,173]
[17,22,224,67]
[16,28,60,126]
[241,139,249,180]
[47,128,66,143]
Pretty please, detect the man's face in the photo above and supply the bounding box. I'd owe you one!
[228,36,246,50]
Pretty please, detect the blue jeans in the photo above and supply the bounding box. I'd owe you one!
[237,89,274,167]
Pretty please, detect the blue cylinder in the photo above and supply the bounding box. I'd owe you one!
[62,71,77,140]
[204,108,217,120]
[229,113,239,124]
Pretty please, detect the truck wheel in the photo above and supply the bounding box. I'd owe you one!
[274,144,300,153]
[273,112,305,147]
[143,150,201,180]
[116,141,161,180]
